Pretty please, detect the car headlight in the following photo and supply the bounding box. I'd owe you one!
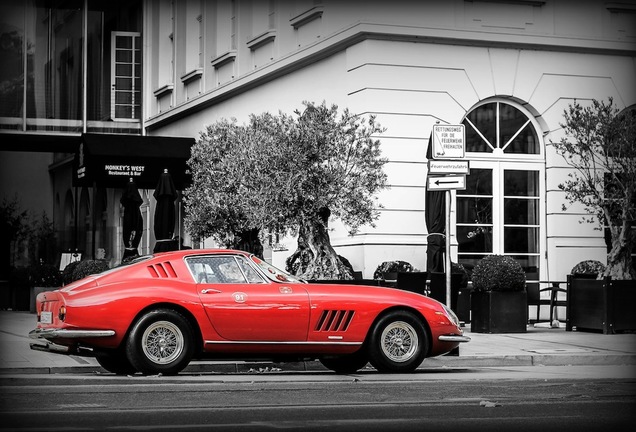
[441,303,460,327]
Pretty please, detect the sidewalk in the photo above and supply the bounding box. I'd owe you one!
[1,310,635,375]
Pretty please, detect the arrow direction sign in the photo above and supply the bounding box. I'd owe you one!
[428,160,470,175]
[427,175,466,191]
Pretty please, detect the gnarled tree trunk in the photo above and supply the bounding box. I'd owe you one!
[604,220,635,279]
[286,207,353,280]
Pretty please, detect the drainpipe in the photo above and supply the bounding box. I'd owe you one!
[22,4,27,131]
[82,0,87,134]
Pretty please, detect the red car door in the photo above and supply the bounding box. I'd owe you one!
[189,255,310,341]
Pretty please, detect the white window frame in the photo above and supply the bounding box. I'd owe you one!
[456,99,546,280]
[110,31,141,121]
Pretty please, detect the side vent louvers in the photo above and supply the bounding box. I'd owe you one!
[147,262,178,278]
[315,310,355,332]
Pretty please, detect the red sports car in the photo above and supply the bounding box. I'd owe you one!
[30,249,469,375]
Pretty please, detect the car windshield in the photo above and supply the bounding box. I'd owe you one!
[249,255,305,283]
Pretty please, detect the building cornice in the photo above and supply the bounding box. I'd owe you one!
[144,21,636,131]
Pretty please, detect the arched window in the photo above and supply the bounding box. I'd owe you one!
[464,102,540,155]
[456,100,545,280]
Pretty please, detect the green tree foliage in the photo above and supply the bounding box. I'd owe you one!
[185,101,388,279]
[185,118,257,250]
[552,98,636,279]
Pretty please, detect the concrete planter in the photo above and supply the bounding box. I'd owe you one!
[470,290,527,333]
[566,276,636,334]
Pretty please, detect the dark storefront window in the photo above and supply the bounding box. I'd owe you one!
[0,0,141,133]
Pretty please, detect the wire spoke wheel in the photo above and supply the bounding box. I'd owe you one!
[380,320,418,363]
[368,311,427,373]
[141,320,184,365]
[127,309,194,375]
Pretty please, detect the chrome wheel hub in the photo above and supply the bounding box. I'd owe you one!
[141,320,184,365]
[380,320,418,363]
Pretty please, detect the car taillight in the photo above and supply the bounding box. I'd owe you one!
[58,305,66,321]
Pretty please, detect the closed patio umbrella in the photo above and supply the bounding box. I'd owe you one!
[120,178,143,260]
[153,169,178,253]
[425,133,445,273]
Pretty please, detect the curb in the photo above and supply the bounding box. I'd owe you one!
[2,354,635,375]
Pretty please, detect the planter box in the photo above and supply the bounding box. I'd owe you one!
[566,276,636,334]
[470,291,527,333]
[428,272,464,313]
[396,271,428,295]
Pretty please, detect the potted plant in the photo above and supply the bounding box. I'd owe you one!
[566,260,635,334]
[373,260,413,281]
[29,262,62,313]
[570,260,605,279]
[470,255,527,333]
[372,260,414,288]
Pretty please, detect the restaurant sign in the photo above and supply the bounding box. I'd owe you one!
[73,134,194,189]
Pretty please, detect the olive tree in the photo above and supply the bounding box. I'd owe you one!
[185,118,265,257]
[185,101,388,279]
[552,98,635,279]
[278,102,388,280]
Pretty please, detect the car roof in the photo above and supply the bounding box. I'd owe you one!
[151,248,250,259]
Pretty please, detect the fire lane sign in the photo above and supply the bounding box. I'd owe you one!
[428,160,470,175]
[432,124,465,159]
[427,174,466,191]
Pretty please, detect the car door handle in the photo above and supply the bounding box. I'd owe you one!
[201,289,222,294]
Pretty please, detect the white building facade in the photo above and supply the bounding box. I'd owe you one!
[141,0,636,282]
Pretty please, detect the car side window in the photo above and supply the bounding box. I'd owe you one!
[186,255,264,284]
[236,256,265,283]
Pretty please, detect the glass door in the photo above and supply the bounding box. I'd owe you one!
[456,161,544,280]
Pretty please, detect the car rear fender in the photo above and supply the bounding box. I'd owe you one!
[124,302,205,355]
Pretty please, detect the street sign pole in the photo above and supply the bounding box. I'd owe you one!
[445,190,451,309]
[429,123,467,310]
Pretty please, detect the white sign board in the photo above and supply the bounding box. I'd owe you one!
[427,175,466,191]
[428,160,470,175]
[432,124,465,159]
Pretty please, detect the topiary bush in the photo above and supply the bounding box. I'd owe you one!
[472,255,526,292]
[70,260,110,283]
[570,260,605,276]
[373,260,413,279]
[61,261,81,285]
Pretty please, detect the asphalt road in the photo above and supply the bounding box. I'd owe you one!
[1,366,635,431]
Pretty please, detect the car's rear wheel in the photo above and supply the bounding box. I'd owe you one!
[319,350,369,374]
[95,351,137,375]
[368,310,427,373]
[125,309,194,375]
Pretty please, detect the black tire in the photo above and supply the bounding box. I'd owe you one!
[367,311,427,373]
[95,351,138,375]
[125,309,194,375]
[319,350,369,374]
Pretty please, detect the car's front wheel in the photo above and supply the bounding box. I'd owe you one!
[367,311,427,373]
[125,309,194,375]
[95,351,137,375]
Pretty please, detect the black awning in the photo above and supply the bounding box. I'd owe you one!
[73,133,195,189]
